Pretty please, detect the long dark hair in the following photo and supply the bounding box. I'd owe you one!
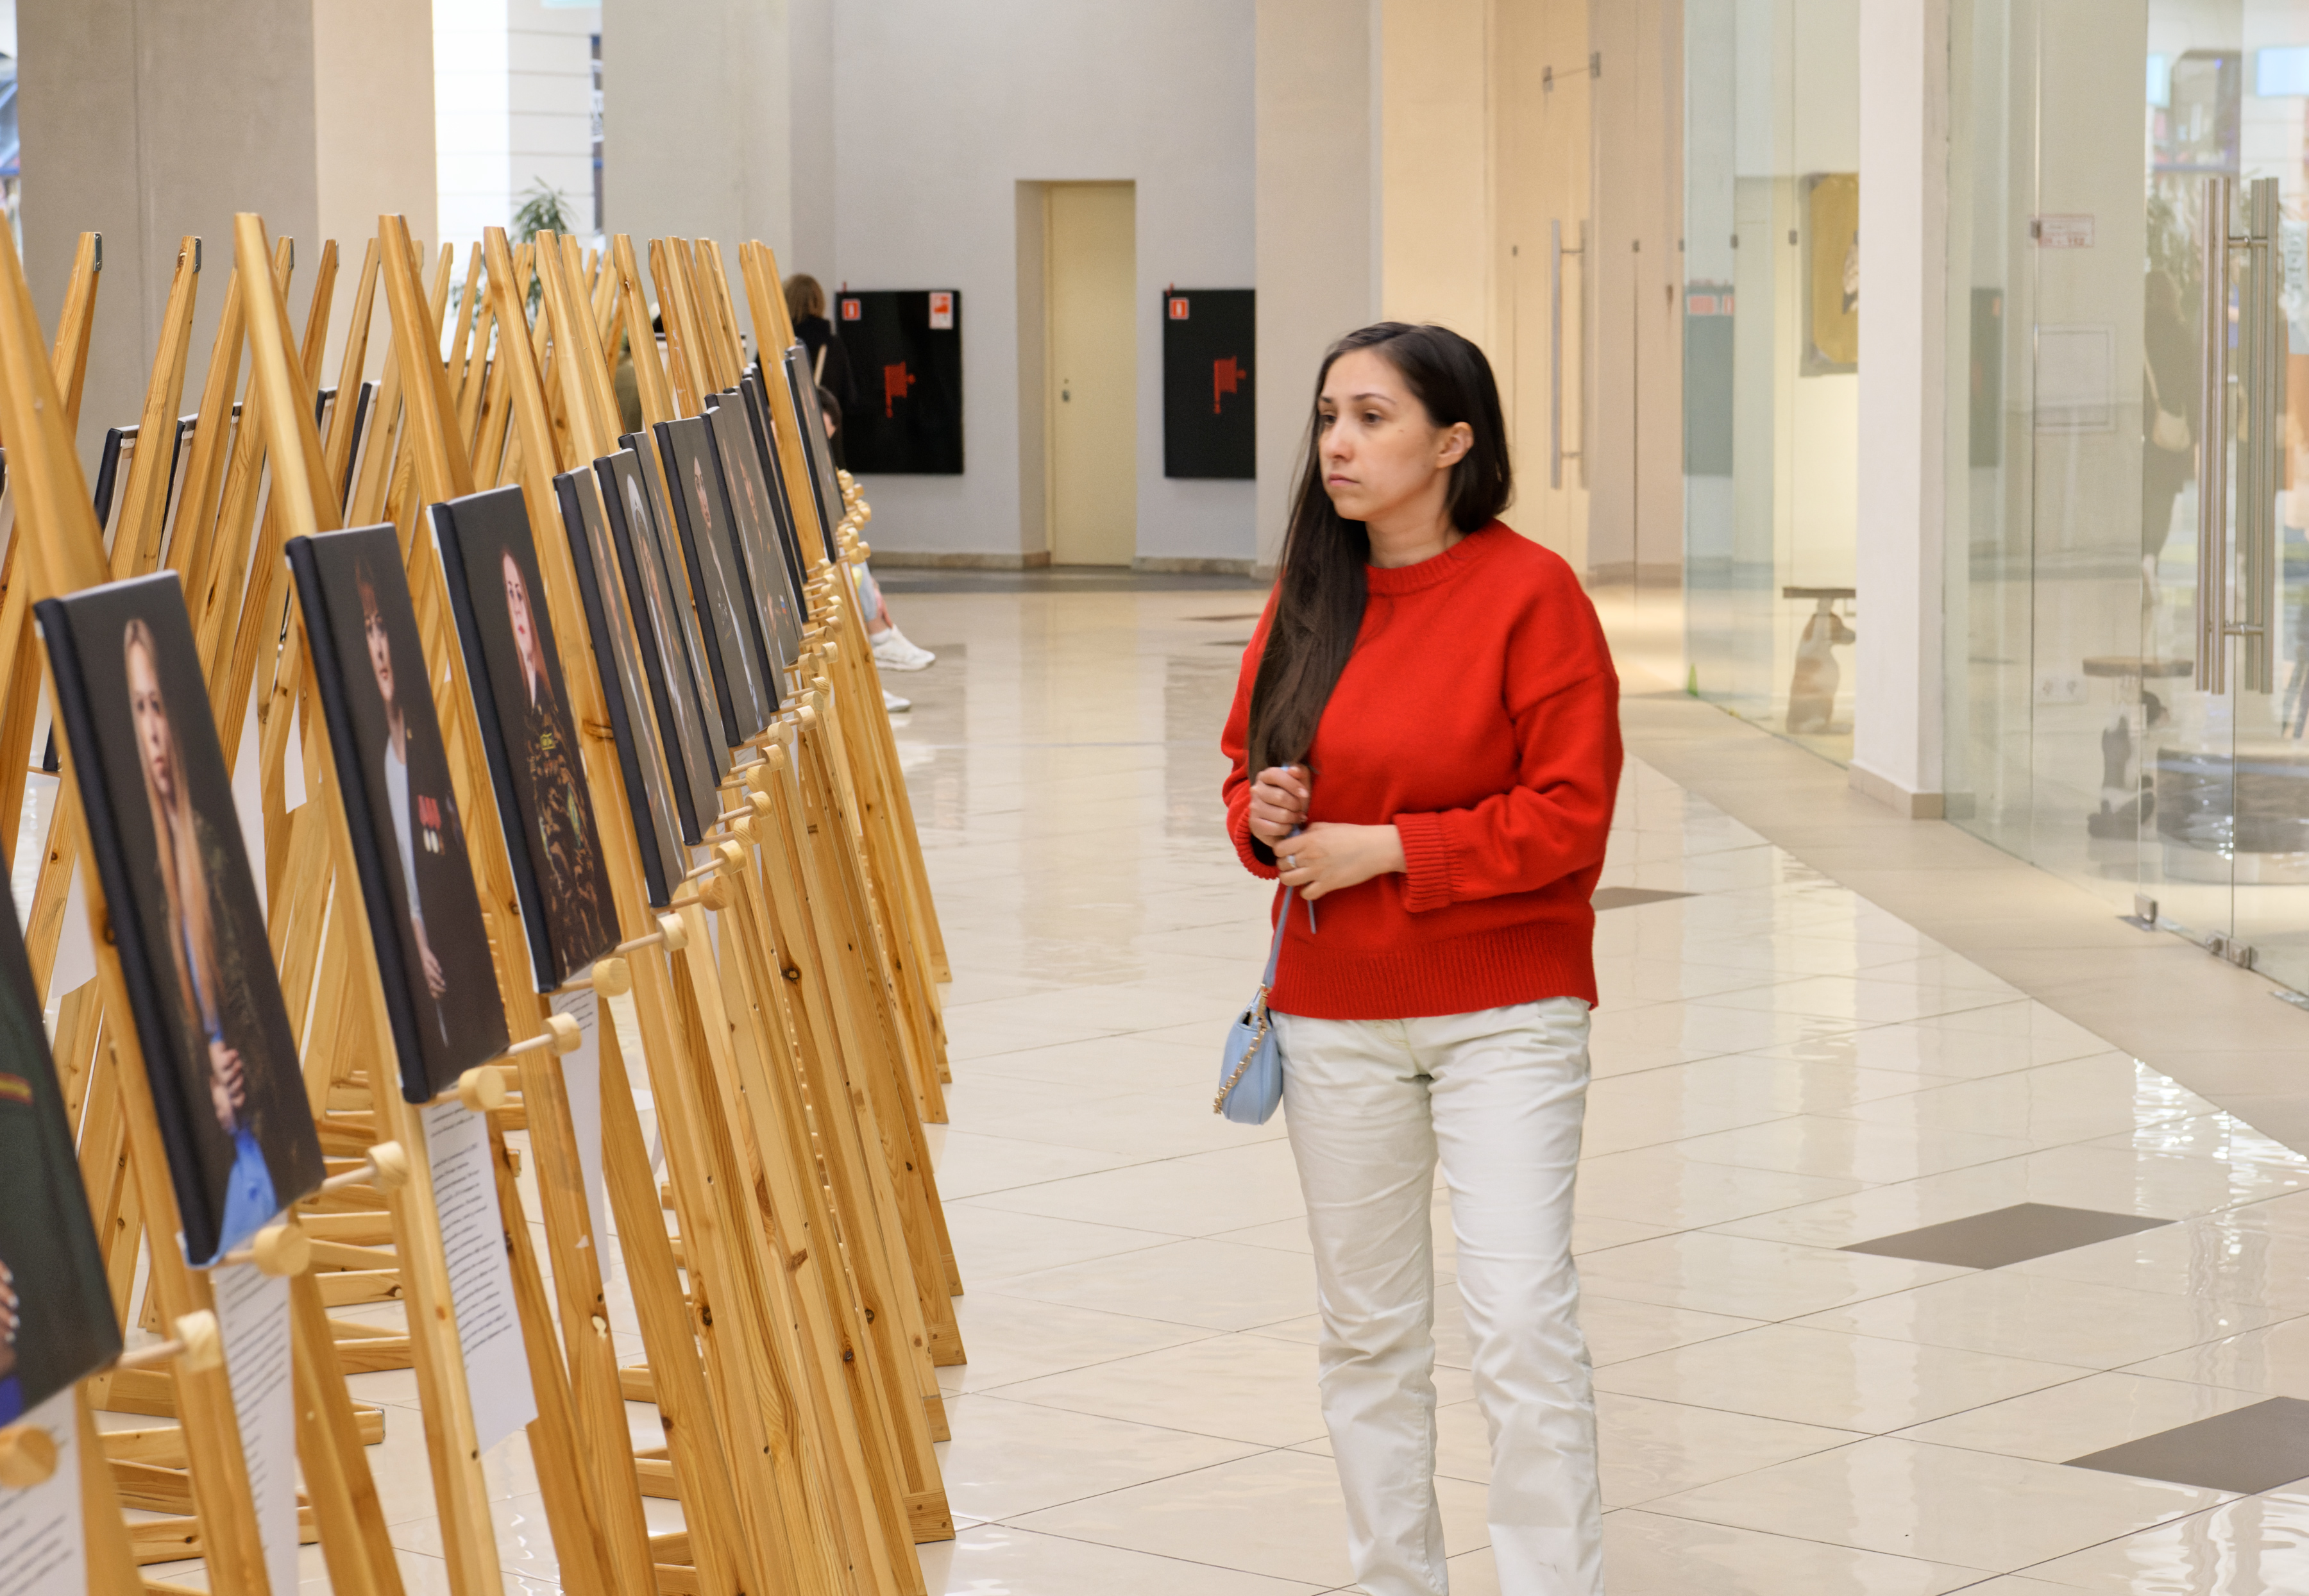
[1247,323,1510,774]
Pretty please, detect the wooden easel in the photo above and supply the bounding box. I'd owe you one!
[719,242,964,1318]
[512,222,935,1595]
[558,234,972,1581]
[0,216,409,1596]
[1,212,968,1596]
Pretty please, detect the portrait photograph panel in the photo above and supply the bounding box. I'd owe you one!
[782,345,846,566]
[739,373,813,610]
[288,524,510,1099]
[432,486,622,991]
[655,414,773,748]
[707,394,805,682]
[0,897,123,1423]
[600,446,725,841]
[38,573,325,1266]
[556,467,686,907]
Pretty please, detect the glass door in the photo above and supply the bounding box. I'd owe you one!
[1947,0,2309,998]
[2140,6,2308,990]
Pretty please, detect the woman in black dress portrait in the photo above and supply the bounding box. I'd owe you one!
[499,550,616,968]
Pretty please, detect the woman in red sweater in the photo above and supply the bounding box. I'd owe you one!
[1222,323,1619,1595]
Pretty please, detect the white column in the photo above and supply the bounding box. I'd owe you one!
[600,0,794,280]
[1850,0,1950,816]
[21,0,324,472]
[1253,0,1378,572]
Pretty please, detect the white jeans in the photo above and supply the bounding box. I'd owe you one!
[1273,998,1602,1596]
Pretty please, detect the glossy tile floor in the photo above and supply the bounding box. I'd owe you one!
[103,578,2309,1592]
[890,586,2309,1594]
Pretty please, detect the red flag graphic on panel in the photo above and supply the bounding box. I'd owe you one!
[1213,356,1244,416]
[883,362,917,418]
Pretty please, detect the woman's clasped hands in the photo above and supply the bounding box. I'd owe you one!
[1246,764,1406,902]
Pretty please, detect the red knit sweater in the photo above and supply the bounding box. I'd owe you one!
[1222,522,1621,1020]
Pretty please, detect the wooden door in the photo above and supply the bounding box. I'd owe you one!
[1047,182,1137,566]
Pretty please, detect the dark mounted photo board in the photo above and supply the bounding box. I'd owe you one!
[0,900,122,1424]
[287,524,510,1100]
[828,289,963,475]
[38,573,325,1266]
[781,349,845,564]
[432,487,622,991]
[1162,289,1255,479]
[738,372,814,602]
[598,446,725,842]
[654,415,775,746]
[555,467,686,907]
[706,394,805,678]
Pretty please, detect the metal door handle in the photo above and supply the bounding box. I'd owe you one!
[2241,175,2280,695]
[2198,177,2233,694]
[2197,174,2282,696]
[1551,219,1586,489]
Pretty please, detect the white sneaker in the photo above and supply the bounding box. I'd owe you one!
[882,687,912,713]
[873,627,936,671]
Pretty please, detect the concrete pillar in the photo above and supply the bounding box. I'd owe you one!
[20,0,435,464]
[22,0,326,470]
[1850,0,1949,816]
[1378,0,1491,342]
[1253,0,1378,571]
[600,0,795,308]
[315,0,437,380]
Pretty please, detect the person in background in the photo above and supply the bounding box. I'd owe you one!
[784,273,859,464]
[808,373,935,705]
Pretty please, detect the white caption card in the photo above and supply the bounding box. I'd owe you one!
[213,1264,298,1596]
[48,866,94,1009]
[231,687,267,922]
[282,701,307,811]
[0,1388,84,1596]
[421,1100,536,1452]
[550,988,609,1247]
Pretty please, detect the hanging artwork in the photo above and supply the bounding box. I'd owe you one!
[432,487,622,991]
[287,524,509,1098]
[598,446,725,843]
[654,414,774,746]
[1161,289,1255,479]
[829,289,964,475]
[555,467,686,907]
[0,893,121,1423]
[38,573,325,1265]
[1802,172,1859,376]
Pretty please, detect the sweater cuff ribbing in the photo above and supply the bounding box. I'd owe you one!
[1231,806,1281,879]
[1393,812,1454,912]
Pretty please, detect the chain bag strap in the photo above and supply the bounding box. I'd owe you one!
[1214,886,1305,1123]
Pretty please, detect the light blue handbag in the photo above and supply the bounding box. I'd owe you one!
[1215,887,1309,1125]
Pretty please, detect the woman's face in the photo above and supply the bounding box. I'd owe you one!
[364,595,395,710]
[502,551,537,672]
[128,638,174,807]
[1315,348,1469,526]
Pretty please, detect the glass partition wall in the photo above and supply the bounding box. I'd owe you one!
[1683,0,1862,764]
[1948,0,2309,996]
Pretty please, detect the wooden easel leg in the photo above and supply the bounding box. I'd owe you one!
[288,1270,406,1596]
[594,991,762,1596]
[492,1124,618,1596]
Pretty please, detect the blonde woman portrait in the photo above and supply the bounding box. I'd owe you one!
[46,584,322,1266]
